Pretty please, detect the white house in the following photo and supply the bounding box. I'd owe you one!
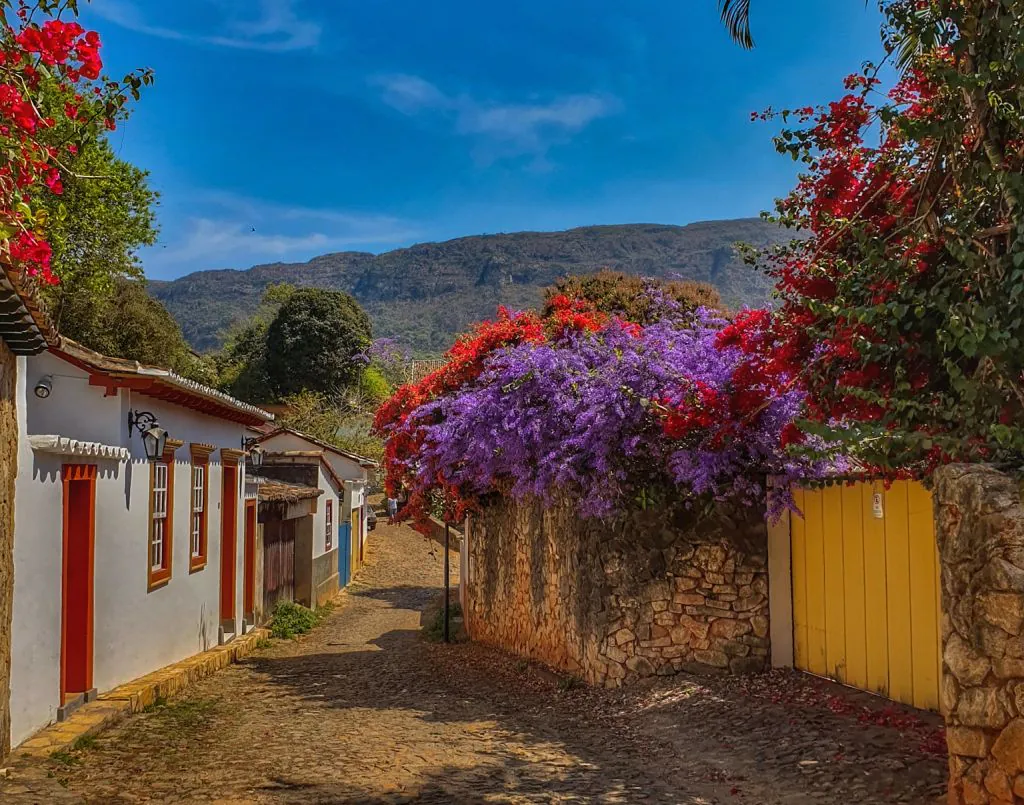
[255,428,375,591]
[9,338,273,747]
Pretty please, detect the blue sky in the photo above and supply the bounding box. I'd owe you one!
[82,0,888,280]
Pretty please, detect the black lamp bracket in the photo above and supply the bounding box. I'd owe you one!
[241,436,261,451]
[128,409,159,437]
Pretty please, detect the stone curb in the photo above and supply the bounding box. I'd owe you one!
[12,627,270,760]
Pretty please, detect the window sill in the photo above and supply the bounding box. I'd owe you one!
[147,571,171,592]
[189,558,207,574]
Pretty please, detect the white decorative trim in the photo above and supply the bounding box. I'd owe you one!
[29,434,130,461]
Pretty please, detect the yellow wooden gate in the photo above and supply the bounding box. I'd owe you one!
[791,480,942,711]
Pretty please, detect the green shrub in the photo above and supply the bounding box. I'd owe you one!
[270,602,321,639]
[422,601,463,643]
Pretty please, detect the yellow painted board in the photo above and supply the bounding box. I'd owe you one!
[791,489,809,670]
[908,482,940,711]
[884,481,915,706]
[803,490,828,677]
[862,482,890,698]
[822,485,847,682]
[841,484,868,691]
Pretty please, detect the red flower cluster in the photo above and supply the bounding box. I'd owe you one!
[0,1,146,284]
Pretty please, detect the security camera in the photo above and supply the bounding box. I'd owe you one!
[33,376,52,399]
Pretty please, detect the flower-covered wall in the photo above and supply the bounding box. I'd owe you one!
[464,495,770,687]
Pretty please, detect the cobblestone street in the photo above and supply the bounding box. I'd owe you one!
[41,523,947,804]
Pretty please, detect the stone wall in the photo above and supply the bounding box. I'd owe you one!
[935,465,1024,804]
[464,495,769,687]
[0,341,15,759]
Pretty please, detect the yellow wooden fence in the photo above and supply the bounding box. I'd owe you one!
[791,480,942,711]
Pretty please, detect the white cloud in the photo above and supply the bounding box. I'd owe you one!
[147,195,420,274]
[89,0,321,52]
[370,74,619,162]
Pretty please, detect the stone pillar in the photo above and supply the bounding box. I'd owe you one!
[0,341,16,759]
[934,465,1024,804]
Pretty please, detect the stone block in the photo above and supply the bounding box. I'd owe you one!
[733,594,766,613]
[709,619,752,640]
[674,577,699,592]
[605,645,628,664]
[720,640,750,657]
[943,674,962,716]
[692,649,730,668]
[626,656,656,676]
[614,628,635,646]
[1013,775,1024,798]
[712,584,738,595]
[979,593,1024,637]
[980,624,1010,660]
[704,599,733,611]
[947,633,993,687]
[652,600,669,612]
[705,572,727,585]
[993,657,1024,679]
[960,777,989,805]
[959,687,1009,729]
[983,558,1024,593]
[673,593,706,606]
[992,719,1024,775]
[751,615,769,638]
[984,767,1012,800]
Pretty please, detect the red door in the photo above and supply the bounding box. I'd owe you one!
[220,465,238,623]
[61,465,97,704]
[243,500,257,618]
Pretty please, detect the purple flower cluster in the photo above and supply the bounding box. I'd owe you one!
[394,306,832,520]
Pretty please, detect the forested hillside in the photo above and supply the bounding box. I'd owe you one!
[151,219,790,354]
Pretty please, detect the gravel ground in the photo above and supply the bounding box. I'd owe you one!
[40,522,946,804]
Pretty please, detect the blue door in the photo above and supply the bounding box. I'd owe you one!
[338,522,352,586]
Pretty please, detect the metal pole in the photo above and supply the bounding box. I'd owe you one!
[443,521,451,643]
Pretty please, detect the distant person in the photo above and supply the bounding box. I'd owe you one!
[387,496,398,518]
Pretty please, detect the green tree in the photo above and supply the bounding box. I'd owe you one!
[264,288,372,399]
[214,283,297,402]
[66,279,215,384]
[544,271,723,325]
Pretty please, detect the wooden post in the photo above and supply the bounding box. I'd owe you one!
[443,521,450,643]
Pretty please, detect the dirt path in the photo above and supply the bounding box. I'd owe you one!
[47,522,946,804]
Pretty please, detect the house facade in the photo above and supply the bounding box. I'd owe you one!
[8,339,273,748]
[256,428,375,591]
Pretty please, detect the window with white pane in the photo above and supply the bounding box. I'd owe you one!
[326,499,333,551]
[191,463,205,558]
[151,462,169,573]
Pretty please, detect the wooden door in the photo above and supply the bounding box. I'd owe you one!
[219,464,238,623]
[243,500,257,618]
[263,518,296,613]
[792,480,942,711]
[61,464,97,704]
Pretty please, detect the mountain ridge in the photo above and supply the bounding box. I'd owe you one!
[150,218,789,355]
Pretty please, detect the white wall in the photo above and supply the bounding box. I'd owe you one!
[10,353,256,747]
[10,356,62,744]
[311,463,342,560]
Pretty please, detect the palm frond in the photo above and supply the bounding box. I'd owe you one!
[719,0,753,49]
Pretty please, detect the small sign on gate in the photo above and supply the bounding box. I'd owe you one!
[872,492,884,519]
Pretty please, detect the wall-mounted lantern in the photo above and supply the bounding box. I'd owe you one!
[33,375,53,399]
[128,410,169,463]
[242,436,264,468]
